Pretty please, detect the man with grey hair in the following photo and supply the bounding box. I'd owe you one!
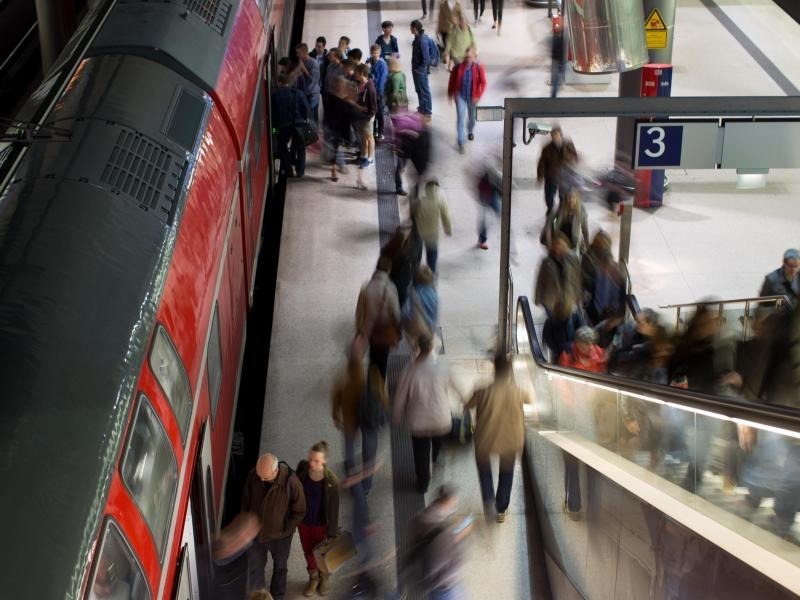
[760,248,800,308]
[242,453,306,599]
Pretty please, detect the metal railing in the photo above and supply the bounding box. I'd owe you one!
[659,294,789,340]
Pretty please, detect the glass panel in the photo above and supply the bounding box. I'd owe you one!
[206,305,222,424]
[121,396,179,560]
[86,521,150,600]
[149,326,192,441]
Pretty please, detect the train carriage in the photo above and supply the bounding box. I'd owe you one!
[0,0,294,598]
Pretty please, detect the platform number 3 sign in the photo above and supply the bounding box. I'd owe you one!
[637,125,683,167]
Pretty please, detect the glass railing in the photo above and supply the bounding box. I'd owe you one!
[515,295,800,596]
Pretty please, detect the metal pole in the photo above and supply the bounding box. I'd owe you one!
[35,0,71,74]
[497,102,515,354]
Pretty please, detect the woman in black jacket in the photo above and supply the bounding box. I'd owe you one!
[296,441,340,596]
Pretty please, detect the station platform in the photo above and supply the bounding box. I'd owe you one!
[257,0,800,597]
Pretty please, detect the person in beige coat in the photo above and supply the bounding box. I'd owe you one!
[412,178,452,273]
[466,352,529,522]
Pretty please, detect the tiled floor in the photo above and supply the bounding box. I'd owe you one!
[259,1,800,597]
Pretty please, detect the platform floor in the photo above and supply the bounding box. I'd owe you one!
[257,0,800,597]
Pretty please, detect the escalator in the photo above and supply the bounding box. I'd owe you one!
[513,296,800,599]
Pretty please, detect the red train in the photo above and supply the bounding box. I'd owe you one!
[0,0,294,598]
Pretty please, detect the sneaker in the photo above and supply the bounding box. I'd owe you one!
[458,144,465,155]
[468,133,474,141]
[396,188,408,196]
[478,241,489,250]
[375,134,384,142]
[496,511,508,523]
[360,157,370,168]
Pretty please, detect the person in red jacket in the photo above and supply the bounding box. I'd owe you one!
[558,326,607,373]
[447,46,487,153]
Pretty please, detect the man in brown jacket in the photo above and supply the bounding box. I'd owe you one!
[242,453,306,599]
[536,126,578,214]
[466,353,529,523]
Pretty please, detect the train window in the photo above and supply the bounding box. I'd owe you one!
[206,304,222,424]
[86,520,151,600]
[121,395,179,561]
[149,326,192,442]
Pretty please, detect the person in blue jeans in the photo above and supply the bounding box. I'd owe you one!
[367,44,388,139]
[447,47,486,153]
[466,353,528,523]
[410,20,433,116]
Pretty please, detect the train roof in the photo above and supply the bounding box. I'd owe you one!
[0,52,207,598]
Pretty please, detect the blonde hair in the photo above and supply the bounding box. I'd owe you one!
[387,57,402,73]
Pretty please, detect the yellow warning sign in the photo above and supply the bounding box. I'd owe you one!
[645,8,668,50]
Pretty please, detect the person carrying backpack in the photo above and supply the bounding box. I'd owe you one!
[410,19,436,116]
[241,454,306,599]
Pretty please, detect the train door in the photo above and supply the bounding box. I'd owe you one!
[174,422,215,599]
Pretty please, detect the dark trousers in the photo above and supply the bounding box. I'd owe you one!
[424,241,438,273]
[544,178,566,213]
[473,0,485,19]
[411,435,443,492]
[308,94,320,127]
[374,97,385,137]
[477,451,516,513]
[564,452,581,512]
[344,423,379,494]
[246,535,293,598]
[421,0,434,15]
[491,0,504,22]
[395,156,406,192]
[276,127,295,177]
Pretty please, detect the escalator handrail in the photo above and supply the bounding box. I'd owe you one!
[516,295,800,432]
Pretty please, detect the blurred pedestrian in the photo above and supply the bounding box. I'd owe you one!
[391,111,431,196]
[444,9,475,69]
[337,36,351,59]
[242,454,306,599]
[447,46,486,152]
[490,0,504,33]
[385,58,409,115]
[323,50,350,182]
[535,232,583,359]
[413,178,452,272]
[472,0,486,24]
[296,442,340,596]
[408,485,471,598]
[421,0,435,20]
[547,190,588,254]
[293,43,321,126]
[382,223,423,310]
[437,0,454,53]
[366,45,388,140]
[411,20,434,117]
[581,230,625,340]
[331,348,387,497]
[536,126,578,214]
[375,21,400,59]
[271,73,309,178]
[558,326,606,372]
[549,13,565,98]
[311,36,328,78]
[403,265,439,352]
[394,334,452,493]
[476,162,501,249]
[355,256,402,379]
[759,248,800,308]
[466,352,528,522]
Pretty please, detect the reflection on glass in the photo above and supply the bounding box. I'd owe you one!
[87,521,150,600]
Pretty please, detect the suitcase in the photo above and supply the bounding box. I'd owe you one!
[313,531,357,574]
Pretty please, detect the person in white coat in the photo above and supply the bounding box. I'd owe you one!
[393,334,452,493]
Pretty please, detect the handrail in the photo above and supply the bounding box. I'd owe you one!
[515,295,800,432]
[507,269,515,354]
[659,295,788,309]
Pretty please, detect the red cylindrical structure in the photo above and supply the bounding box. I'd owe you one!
[634,64,673,208]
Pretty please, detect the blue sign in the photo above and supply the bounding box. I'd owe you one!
[637,125,683,167]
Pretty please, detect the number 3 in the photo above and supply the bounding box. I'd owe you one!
[644,126,666,158]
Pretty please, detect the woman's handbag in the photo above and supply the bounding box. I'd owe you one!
[313,531,357,574]
[296,119,319,146]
